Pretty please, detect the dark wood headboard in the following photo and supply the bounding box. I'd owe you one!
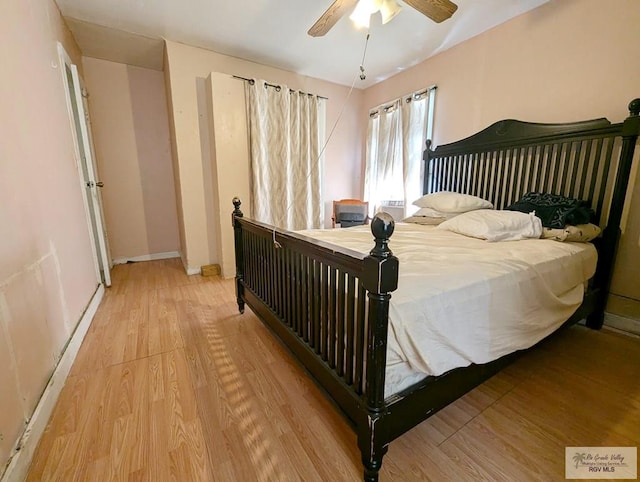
[426,117,619,221]
[423,98,640,327]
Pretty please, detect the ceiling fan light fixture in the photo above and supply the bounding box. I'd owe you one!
[349,0,378,29]
[308,0,458,37]
[380,0,401,24]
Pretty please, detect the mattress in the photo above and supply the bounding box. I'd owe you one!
[299,223,597,397]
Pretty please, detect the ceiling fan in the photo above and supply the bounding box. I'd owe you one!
[308,0,458,37]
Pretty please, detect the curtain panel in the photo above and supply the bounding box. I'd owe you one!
[246,80,324,230]
[363,100,402,216]
[364,89,433,217]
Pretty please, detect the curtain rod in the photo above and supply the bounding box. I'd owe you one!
[233,75,328,100]
[369,85,437,118]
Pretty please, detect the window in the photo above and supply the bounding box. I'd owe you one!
[363,87,436,217]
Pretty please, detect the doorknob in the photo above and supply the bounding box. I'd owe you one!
[96,182,104,188]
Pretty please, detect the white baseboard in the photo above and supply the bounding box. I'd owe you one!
[0,285,105,482]
[604,312,640,336]
[178,253,201,276]
[112,251,180,265]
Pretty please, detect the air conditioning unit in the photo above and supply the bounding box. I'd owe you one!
[378,200,405,221]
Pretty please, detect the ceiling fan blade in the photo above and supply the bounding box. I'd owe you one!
[308,0,359,37]
[403,0,458,23]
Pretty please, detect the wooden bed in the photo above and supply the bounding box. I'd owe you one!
[231,99,640,481]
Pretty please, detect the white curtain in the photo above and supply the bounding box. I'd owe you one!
[364,88,433,217]
[246,79,324,230]
[363,100,402,215]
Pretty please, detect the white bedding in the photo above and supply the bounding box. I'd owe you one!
[299,223,597,397]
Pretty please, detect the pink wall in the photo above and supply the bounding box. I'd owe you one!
[0,0,99,469]
[82,58,180,261]
[361,0,640,312]
[164,40,364,273]
[364,0,640,144]
[127,65,181,256]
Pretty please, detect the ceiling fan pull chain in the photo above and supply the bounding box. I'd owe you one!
[359,32,371,80]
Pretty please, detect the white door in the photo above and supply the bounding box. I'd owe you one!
[58,44,112,286]
[81,87,113,271]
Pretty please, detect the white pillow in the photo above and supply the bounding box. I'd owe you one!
[413,207,457,219]
[437,210,542,242]
[402,215,445,225]
[412,191,493,213]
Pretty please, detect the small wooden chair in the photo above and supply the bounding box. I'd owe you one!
[332,199,369,228]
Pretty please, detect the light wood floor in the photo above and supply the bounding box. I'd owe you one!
[27,258,640,481]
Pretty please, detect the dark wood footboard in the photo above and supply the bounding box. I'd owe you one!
[233,200,398,479]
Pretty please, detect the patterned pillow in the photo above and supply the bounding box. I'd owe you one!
[541,224,601,242]
[506,192,595,229]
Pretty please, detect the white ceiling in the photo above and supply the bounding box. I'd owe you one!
[57,0,549,88]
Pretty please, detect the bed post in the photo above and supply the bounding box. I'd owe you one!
[358,213,399,482]
[587,98,640,329]
[232,197,245,314]
[422,139,434,195]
